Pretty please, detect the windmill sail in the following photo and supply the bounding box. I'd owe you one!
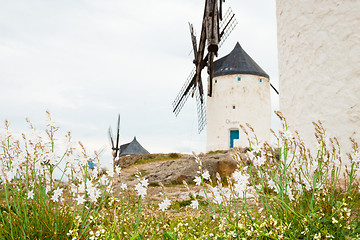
[196,87,207,133]
[219,8,237,47]
[108,114,121,163]
[114,114,120,160]
[172,0,237,133]
[172,68,196,116]
[108,127,114,149]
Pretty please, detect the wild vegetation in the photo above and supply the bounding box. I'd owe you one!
[134,153,182,165]
[0,111,359,239]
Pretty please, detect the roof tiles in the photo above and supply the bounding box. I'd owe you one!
[214,42,269,79]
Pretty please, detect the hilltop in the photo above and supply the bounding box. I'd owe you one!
[112,149,249,201]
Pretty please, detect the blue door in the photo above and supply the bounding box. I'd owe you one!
[230,130,239,148]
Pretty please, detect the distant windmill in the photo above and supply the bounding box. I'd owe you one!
[172,0,237,133]
[108,114,120,169]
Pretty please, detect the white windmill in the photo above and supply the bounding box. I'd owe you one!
[206,42,275,151]
[172,1,277,152]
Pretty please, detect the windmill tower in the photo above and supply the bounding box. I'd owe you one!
[206,42,271,151]
[276,0,360,157]
[173,0,276,152]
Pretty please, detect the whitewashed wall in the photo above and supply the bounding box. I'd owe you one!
[206,74,271,151]
[277,0,360,157]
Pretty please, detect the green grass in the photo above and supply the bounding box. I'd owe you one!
[206,150,227,155]
[148,182,160,187]
[135,153,182,165]
[1,112,360,239]
[164,180,184,187]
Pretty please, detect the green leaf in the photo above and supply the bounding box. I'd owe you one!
[163,231,178,240]
[130,233,142,240]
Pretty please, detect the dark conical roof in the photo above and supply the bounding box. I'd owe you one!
[214,42,269,78]
[119,137,149,156]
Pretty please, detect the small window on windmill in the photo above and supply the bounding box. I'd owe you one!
[259,78,263,83]
[238,77,241,81]
[232,105,236,109]
[215,80,217,83]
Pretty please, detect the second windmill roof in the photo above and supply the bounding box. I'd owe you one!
[119,137,149,156]
[214,42,269,79]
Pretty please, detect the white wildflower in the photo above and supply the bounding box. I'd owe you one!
[221,188,232,202]
[115,166,122,175]
[51,187,64,202]
[90,167,99,179]
[89,232,95,240]
[194,176,202,186]
[76,195,86,205]
[213,191,223,204]
[228,231,237,238]
[234,182,247,196]
[27,190,34,199]
[120,183,127,191]
[51,194,60,202]
[158,198,171,211]
[301,227,309,235]
[314,233,321,240]
[140,178,149,188]
[107,169,115,178]
[267,179,276,189]
[251,143,262,153]
[190,199,199,209]
[135,183,147,197]
[253,155,266,167]
[53,187,63,198]
[100,175,108,185]
[194,155,202,167]
[87,186,101,203]
[232,170,249,183]
[287,188,295,201]
[4,171,15,182]
[202,169,210,180]
[232,170,242,181]
[78,182,86,193]
[304,179,312,191]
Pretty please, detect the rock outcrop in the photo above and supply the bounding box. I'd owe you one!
[115,149,249,186]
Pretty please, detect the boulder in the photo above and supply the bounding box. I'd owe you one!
[215,160,238,178]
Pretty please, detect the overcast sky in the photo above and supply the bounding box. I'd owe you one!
[0,0,279,166]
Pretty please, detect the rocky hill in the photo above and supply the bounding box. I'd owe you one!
[110,148,250,202]
[114,148,249,186]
